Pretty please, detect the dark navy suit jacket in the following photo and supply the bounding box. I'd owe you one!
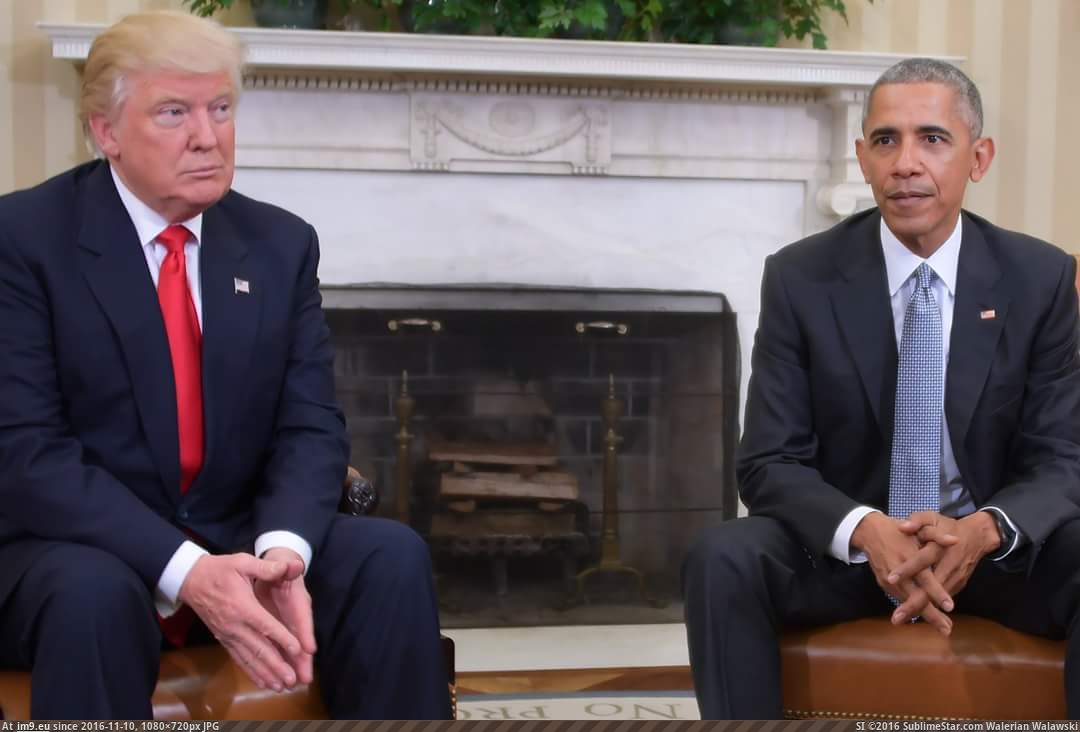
[736,208,1080,570]
[0,160,348,605]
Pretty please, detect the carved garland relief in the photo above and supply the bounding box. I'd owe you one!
[411,96,612,174]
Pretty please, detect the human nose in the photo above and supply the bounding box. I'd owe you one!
[187,109,218,151]
[892,138,921,177]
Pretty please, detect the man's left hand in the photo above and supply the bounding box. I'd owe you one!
[254,547,317,685]
[890,510,1002,599]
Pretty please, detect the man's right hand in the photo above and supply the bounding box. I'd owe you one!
[850,512,956,635]
[178,553,304,692]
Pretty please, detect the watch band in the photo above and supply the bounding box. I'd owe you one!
[985,508,1018,561]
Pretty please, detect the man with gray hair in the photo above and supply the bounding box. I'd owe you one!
[0,10,450,719]
[683,57,1080,718]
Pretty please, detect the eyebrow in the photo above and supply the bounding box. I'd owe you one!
[915,125,953,138]
[867,124,954,139]
[150,96,189,107]
[150,90,235,107]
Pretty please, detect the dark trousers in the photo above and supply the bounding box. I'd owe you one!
[0,516,451,720]
[682,515,1080,720]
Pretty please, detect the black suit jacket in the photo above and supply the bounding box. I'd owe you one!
[737,208,1080,569]
[0,160,349,604]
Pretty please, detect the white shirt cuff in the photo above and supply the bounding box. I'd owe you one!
[830,506,880,564]
[981,506,1023,560]
[255,530,312,574]
[155,540,209,618]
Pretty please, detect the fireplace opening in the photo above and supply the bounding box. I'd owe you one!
[326,285,738,627]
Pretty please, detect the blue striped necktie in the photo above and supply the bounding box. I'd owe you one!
[889,262,943,521]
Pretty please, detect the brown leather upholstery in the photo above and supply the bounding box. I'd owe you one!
[0,637,457,720]
[151,645,325,720]
[0,470,456,720]
[781,615,1066,720]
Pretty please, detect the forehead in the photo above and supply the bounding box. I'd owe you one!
[865,82,965,129]
[128,69,235,104]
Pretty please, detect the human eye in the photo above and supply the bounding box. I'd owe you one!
[154,105,186,127]
[872,134,895,146]
[210,100,233,123]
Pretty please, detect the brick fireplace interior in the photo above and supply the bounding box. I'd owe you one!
[327,284,739,627]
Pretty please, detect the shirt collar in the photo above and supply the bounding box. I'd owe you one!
[881,214,962,297]
[109,164,203,248]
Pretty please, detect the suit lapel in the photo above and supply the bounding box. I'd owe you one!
[192,202,259,491]
[830,213,898,439]
[946,213,1007,484]
[76,163,181,496]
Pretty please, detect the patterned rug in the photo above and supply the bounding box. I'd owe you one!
[458,691,701,720]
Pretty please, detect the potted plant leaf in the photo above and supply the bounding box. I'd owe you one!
[660,0,856,48]
[184,0,865,47]
[185,0,329,29]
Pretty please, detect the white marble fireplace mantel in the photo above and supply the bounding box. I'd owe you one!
[42,23,957,425]
[40,24,944,225]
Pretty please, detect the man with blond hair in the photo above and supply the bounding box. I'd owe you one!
[0,11,450,720]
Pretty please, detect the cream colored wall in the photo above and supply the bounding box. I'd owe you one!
[2,0,1078,250]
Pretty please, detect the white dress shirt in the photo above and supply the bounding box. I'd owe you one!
[829,214,1021,564]
[110,166,313,616]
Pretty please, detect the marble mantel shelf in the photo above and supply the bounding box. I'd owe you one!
[39,22,948,89]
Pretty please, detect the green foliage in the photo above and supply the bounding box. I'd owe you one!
[184,0,238,16]
[660,0,850,48]
[183,0,865,48]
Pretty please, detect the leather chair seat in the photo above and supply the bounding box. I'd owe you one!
[781,616,1066,720]
[0,645,325,721]
[0,637,457,720]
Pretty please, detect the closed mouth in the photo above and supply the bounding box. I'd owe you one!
[185,166,222,176]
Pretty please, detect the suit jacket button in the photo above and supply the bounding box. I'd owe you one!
[178,509,189,520]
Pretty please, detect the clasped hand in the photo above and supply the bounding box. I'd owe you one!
[177,548,317,692]
[851,510,1001,636]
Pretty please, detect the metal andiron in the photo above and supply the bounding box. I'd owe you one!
[575,374,658,606]
[394,370,415,525]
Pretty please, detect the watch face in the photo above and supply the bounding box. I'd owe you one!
[993,512,1015,549]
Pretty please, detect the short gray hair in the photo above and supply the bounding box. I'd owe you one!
[862,58,984,139]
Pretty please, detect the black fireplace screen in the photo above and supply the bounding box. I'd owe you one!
[326,285,738,627]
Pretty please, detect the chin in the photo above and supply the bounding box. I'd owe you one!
[881,213,935,240]
[881,211,920,230]
[183,180,230,209]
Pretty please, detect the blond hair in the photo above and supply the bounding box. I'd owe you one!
[81,10,245,153]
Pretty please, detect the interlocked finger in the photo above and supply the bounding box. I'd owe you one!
[887,542,945,586]
[892,578,952,635]
[916,566,954,613]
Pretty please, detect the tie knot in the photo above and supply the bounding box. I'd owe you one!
[157,225,191,255]
[915,262,937,291]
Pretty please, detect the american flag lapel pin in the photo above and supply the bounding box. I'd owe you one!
[980,309,996,320]
[234,277,251,295]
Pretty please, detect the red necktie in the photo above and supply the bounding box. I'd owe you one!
[156,224,204,494]
[156,224,203,647]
